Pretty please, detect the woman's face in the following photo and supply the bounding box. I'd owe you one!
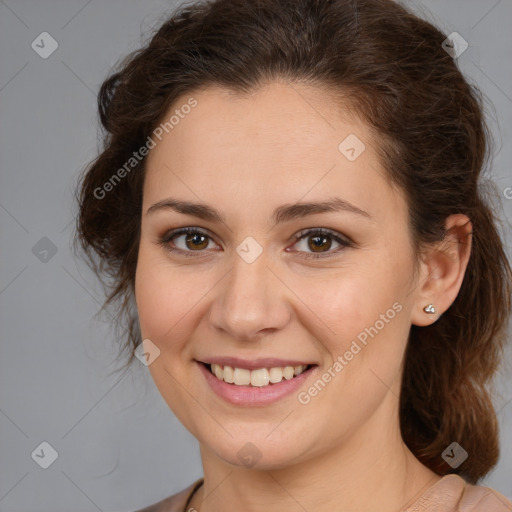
[135,81,425,469]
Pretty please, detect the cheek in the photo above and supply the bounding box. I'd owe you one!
[135,245,221,366]
[299,264,406,334]
[295,255,412,377]
[134,250,203,421]
[296,272,410,418]
[135,247,193,344]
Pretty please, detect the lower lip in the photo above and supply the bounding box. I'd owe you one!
[197,362,317,406]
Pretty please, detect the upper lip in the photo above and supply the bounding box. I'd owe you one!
[197,357,316,371]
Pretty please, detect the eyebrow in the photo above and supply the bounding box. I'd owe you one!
[146,196,371,224]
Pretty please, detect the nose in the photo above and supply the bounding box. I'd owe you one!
[208,248,292,342]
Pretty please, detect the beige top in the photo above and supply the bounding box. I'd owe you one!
[134,474,512,512]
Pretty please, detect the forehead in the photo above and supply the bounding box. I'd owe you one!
[143,81,404,224]
[150,81,363,157]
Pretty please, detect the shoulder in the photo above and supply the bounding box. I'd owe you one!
[133,478,204,512]
[458,478,512,512]
[405,474,512,512]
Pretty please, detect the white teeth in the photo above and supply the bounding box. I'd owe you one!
[233,367,251,385]
[282,366,295,380]
[223,365,234,383]
[209,363,309,387]
[269,367,284,383]
[250,368,270,387]
[213,364,223,380]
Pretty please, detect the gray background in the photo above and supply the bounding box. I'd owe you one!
[0,1,511,510]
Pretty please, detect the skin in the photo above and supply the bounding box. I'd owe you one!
[134,80,472,512]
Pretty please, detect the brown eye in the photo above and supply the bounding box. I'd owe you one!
[290,228,352,259]
[307,234,333,253]
[184,232,209,250]
[158,227,219,257]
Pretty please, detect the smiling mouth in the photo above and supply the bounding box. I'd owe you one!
[202,362,316,387]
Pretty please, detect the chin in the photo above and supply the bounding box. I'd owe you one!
[201,434,312,471]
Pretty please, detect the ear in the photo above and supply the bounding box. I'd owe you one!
[411,214,472,326]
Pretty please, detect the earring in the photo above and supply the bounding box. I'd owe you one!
[423,304,436,314]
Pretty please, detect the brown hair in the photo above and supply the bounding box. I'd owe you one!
[73,0,512,484]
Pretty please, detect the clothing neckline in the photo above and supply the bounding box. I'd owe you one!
[182,474,499,511]
[403,473,461,509]
[183,478,204,510]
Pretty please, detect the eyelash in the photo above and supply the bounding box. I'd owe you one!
[156,227,353,260]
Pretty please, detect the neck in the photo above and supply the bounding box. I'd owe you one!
[189,396,441,512]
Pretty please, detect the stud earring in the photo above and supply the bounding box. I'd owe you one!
[423,304,436,314]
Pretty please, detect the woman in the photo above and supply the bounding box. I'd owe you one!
[74,0,512,510]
